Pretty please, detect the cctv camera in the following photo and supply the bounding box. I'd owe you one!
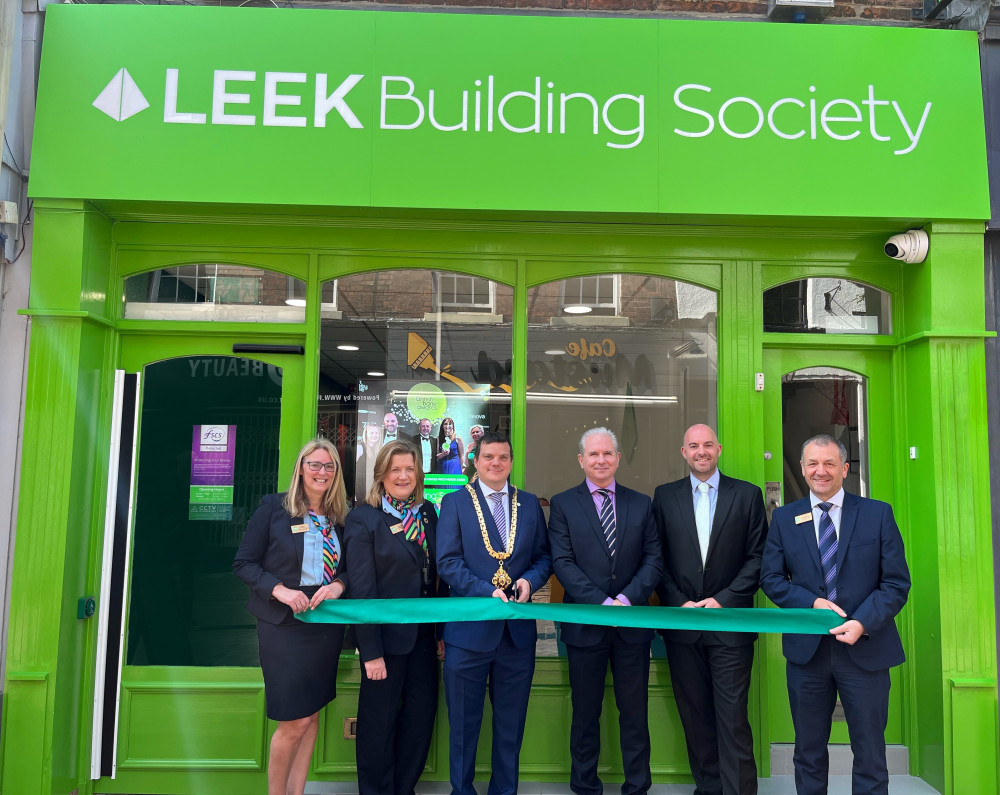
[884,229,928,264]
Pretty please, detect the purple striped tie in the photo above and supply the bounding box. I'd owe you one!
[490,492,508,547]
[817,502,838,602]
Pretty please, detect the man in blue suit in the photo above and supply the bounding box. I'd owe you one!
[436,430,552,795]
[761,434,910,795]
[549,427,662,795]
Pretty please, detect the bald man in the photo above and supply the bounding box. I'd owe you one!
[653,424,767,795]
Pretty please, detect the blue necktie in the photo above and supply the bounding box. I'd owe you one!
[817,501,838,602]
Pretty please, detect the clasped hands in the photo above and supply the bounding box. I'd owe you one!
[272,580,345,614]
[813,597,866,645]
[492,578,531,603]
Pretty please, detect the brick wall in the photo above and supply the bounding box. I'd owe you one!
[234,0,924,25]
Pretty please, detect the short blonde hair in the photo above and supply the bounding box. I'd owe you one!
[365,440,424,507]
[283,437,348,525]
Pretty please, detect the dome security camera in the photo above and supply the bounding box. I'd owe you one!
[884,229,929,264]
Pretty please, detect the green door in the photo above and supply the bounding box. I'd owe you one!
[100,336,306,795]
[761,346,903,747]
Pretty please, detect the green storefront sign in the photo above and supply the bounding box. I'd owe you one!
[32,6,987,217]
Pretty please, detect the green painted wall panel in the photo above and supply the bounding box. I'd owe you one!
[1,676,50,795]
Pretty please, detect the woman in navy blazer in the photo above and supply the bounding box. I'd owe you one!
[234,438,350,795]
[344,439,447,795]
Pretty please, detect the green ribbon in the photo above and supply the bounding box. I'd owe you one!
[297,598,840,635]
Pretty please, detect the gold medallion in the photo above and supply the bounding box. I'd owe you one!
[465,484,519,589]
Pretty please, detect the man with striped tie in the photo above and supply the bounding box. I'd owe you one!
[436,430,552,795]
[548,427,662,795]
[761,435,910,795]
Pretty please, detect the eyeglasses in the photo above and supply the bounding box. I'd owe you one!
[304,461,337,472]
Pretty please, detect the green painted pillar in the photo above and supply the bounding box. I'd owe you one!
[3,202,116,795]
[899,221,999,794]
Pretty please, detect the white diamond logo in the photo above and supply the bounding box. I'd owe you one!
[93,68,149,122]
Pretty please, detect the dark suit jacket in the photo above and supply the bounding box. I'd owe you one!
[653,473,767,646]
[436,482,552,652]
[549,481,662,646]
[761,492,910,671]
[344,501,447,661]
[233,493,349,625]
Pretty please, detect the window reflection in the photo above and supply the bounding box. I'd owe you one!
[763,279,890,335]
[123,264,307,322]
[318,270,512,510]
[525,274,718,509]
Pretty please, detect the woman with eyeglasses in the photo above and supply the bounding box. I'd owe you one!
[234,437,350,795]
[344,439,448,795]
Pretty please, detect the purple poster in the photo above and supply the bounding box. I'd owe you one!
[189,424,237,520]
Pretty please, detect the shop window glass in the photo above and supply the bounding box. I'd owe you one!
[126,356,282,666]
[561,275,619,316]
[123,264,307,322]
[318,269,513,509]
[525,274,717,651]
[433,273,495,313]
[763,279,890,335]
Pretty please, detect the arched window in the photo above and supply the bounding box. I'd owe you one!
[524,274,718,500]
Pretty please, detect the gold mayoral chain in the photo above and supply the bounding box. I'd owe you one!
[465,484,519,591]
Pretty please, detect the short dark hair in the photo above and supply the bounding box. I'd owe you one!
[801,434,849,465]
[474,431,513,461]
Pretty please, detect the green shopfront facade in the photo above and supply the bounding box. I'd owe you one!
[3,6,998,795]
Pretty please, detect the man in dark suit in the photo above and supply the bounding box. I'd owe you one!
[761,434,910,795]
[653,423,767,795]
[381,412,400,447]
[549,427,662,795]
[412,417,440,475]
[436,431,552,795]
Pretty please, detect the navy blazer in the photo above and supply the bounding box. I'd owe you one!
[233,493,349,625]
[436,482,552,652]
[549,481,662,646]
[760,492,911,671]
[653,473,768,646]
[344,501,447,661]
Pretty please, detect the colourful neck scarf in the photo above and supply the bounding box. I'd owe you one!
[307,510,339,585]
[384,494,427,554]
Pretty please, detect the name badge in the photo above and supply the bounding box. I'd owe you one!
[290,523,309,534]
[794,513,812,525]
[390,522,406,535]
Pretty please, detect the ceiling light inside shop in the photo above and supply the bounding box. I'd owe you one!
[563,305,592,314]
[367,371,386,377]
[284,298,306,307]
[544,349,567,356]
[337,344,360,351]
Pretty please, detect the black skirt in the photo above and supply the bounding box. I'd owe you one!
[257,596,345,721]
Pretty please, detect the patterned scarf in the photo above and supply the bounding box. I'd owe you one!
[385,494,427,554]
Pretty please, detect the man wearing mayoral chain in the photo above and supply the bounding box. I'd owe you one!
[436,430,552,795]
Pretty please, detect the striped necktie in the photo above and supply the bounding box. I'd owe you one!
[308,510,339,585]
[817,501,838,602]
[597,488,616,557]
[490,492,508,547]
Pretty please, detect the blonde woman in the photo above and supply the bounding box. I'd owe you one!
[234,438,350,795]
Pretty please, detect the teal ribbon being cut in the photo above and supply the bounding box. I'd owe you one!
[297,599,840,635]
